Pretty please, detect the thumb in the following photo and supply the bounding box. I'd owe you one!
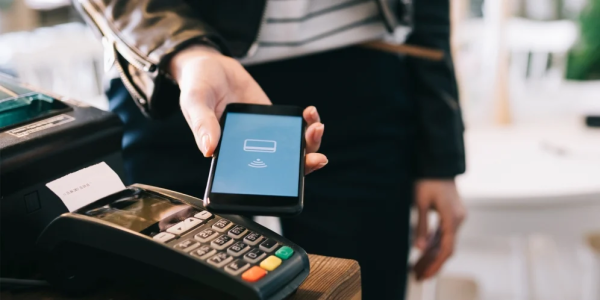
[415,201,430,251]
[180,88,221,157]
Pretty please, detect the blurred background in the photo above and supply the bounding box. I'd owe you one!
[1,0,599,299]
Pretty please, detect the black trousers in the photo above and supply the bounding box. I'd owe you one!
[107,46,417,299]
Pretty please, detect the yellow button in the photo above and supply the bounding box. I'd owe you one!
[259,255,282,271]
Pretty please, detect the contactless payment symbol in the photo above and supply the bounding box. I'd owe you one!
[244,139,277,153]
[248,159,267,168]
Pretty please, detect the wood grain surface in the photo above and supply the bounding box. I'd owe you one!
[290,255,361,300]
[0,254,361,300]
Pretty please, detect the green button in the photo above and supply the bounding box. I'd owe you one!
[275,246,294,260]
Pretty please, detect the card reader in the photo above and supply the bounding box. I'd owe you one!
[37,184,310,300]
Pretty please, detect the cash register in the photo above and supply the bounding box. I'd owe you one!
[37,184,310,300]
[0,74,123,277]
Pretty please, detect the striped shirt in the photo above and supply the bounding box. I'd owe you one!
[239,0,409,65]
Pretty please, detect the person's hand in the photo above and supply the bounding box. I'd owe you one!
[413,179,467,280]
[169,45,328,174]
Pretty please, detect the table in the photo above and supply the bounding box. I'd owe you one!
[457,117,600,206]
[0,255,361,300]
[455,117,600,300]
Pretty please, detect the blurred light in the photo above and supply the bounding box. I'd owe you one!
[24,0,69,10]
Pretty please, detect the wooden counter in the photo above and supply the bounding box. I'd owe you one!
[1,255,361,300]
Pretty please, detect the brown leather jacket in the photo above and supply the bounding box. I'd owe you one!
[74,0,465,178]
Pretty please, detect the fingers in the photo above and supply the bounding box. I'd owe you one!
[418,224,455,280]
[412,180,466,281]
[180,87,221,157]
[414,201,430,251]
[413,229,441,280]
[415,205,458,281]
[303,106,325,174]
[304,106,323,154]
[305,153,328,175]
[305,122,324,154]
[417,190,465,279]
[303,106,320,126]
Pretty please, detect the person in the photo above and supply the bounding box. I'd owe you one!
[75,0,467,298]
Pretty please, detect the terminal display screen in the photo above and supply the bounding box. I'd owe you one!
[82,191,192,233]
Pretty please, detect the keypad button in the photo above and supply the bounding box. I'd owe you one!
[211,235,234,250]
[194,229,218,243]
[259,239,279,252]
[194,210,213,220]
[166,221,188,236]
[166,217,203,236]
[207,252,233,268]
[182,217,204,228]
[191,245,216,260]
[173,239,200,252]
[152,232,175,243]
[212,219,234,232]
[225,259,251,275]
[227,241,250,257]
[275,246,294,260]
[243,232,264,246]
[243,248,266,264]
[260,255,282,271]
[228,225,248,239]
[242,266,267,282]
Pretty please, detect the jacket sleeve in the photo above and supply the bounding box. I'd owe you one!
[405,0,466,178]
[73,0,228,118]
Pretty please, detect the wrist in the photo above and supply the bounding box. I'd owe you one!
[169,44,222,83]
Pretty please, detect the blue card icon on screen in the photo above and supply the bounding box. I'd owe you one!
[248,159,267,168]
[244,139,277,153]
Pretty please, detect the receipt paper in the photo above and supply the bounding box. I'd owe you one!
[46,162,126,212]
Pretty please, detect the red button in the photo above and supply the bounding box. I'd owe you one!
[241,266,267,282]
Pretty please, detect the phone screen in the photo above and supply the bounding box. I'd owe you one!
[211,112,303,197]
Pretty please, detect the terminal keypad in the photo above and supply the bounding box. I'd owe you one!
[158,213,295,283]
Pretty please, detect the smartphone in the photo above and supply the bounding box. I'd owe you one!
[204,104,306,216]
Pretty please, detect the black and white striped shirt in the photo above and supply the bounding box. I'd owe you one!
[240,0,409,65]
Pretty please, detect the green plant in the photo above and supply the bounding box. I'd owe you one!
[566,0,600,80]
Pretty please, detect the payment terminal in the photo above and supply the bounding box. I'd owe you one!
[37,184,309,300]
